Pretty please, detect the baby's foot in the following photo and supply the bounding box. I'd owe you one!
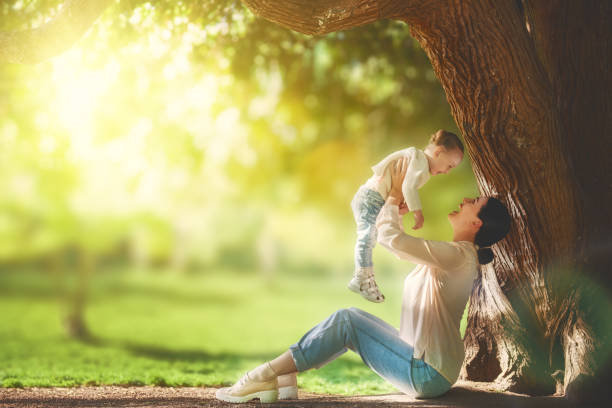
[348,269,385,303]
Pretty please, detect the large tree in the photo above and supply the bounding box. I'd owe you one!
[1,0,610,401]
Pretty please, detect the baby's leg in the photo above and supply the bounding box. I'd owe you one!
[354,219,377,270]
[351,188,385,270]
[349,188,386,302]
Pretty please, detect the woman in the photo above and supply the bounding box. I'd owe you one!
[216,158,511,403]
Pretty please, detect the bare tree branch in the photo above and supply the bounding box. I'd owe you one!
[0,0,114,64]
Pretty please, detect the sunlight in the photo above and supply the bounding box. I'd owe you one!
[51,52,121,161]
[208,107,255,166]
[42,26,255,220]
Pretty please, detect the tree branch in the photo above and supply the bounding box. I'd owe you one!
[241,0,415,35]
[0,0,114,64]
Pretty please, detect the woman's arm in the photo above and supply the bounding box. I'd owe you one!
[377,203,464,269]
[376,159,466,270]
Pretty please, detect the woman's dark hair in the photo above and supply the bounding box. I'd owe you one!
[475,197,511,264]
[429,129,464,153]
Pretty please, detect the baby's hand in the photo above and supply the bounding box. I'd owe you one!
[412,210,424,230]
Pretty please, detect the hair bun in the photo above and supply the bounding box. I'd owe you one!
[477,247,494,265]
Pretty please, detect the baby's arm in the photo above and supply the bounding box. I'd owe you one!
[412,210,424,230]
[399,201,423,230]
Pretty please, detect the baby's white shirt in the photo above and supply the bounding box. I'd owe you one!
[364,147,430,211]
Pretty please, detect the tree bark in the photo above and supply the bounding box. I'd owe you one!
[0,0,113,64]
[242,0,611,400]
[519,1,612,400]
[242,0,410,35]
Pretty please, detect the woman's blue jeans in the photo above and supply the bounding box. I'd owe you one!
[289,307,451,398]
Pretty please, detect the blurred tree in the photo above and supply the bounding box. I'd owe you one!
[241,0,612,402]
[1,0,465,340]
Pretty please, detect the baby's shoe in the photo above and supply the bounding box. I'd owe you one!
[347,267,385,303]
[215,363,278,403]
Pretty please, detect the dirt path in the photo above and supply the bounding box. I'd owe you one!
[0,381,599,407]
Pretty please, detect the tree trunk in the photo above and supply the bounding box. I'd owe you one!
[242,0,612,400]
[63,250,95,340]
[521,1,612,400]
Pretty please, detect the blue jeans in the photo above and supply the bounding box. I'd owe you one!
[351,187,386,270]
[290,308,452,398]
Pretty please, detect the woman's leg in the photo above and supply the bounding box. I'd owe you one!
[276,372,298,400]
[231,308,400,381]
[290,307,450,397]
[268,350,297,374]
[216,308,450,403]
[277,372,297,387]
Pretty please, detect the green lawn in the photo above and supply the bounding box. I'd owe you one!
[0,268,469,394]
[0,268,428,394]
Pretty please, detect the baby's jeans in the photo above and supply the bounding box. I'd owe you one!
[289,307,452,399]
[351,186,385,271]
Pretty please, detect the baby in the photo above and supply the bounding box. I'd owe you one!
[348,130,464,302]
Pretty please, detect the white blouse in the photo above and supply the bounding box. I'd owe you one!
[376,201,478,384]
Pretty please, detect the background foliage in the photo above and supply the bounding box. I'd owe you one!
[0,0,478,390]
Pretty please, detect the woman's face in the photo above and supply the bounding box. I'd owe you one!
[448,196,489,234]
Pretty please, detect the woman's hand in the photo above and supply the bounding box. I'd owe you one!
[389,157,408,202]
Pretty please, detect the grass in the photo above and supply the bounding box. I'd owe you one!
[0,267,420,395]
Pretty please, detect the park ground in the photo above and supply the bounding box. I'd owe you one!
[0,269,600,407]
[0,382,591,408]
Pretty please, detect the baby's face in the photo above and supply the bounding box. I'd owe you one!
[430,147,463,175]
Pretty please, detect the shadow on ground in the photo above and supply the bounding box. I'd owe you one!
[84,336,277,363]
[81,336,373,387]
